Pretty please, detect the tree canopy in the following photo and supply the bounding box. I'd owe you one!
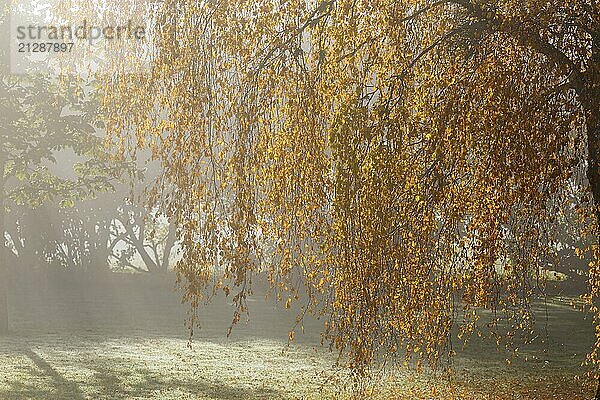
[79,0,600,376]
[0,2,140,330]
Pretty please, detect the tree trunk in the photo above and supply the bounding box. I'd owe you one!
[161,219,177,271]
[0,153,7,335]
[586,100,600,225]
[0,268,7,335]
[584,47,600,398]
[591,110,600,398]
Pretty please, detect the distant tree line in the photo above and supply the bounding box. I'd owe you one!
[0,23,179,332]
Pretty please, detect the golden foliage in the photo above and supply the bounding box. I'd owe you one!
[76,0,600,376]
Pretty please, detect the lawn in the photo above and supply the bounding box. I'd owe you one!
[0,273,596,399]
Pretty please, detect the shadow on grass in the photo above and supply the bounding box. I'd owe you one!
[90,364,282,399]
[0,347,283,400]
[1,348,85,400]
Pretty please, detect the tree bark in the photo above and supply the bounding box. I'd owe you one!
[591,110,600,400]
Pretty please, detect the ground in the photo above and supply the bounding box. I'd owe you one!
[0,272,596,399]
[0,328,594,399]
[0,332,339,399]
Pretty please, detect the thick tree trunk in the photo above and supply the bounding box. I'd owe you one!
[591,111,600,399]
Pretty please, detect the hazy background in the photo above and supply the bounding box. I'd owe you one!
[0,0,598,398]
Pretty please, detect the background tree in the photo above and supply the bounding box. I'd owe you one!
[0,0,135,329]
[43,199,178,274]
[108,203,178,274]
[0,71,129,332]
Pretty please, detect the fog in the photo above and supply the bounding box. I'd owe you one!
[0,61,337,397]
[0,0,598,399]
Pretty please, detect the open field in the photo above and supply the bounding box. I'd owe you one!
[0,272,596,399]
[0,332,341,399]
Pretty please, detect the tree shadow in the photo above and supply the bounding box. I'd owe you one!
[1,348,84,400]
[90,364,283,399]
[0,345,284,399]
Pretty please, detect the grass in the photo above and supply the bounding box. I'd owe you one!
[0,273,596,399]
[0,325,595,399]
[0,332,341,399]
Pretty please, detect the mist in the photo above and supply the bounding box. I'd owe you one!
[1,0,599,399]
